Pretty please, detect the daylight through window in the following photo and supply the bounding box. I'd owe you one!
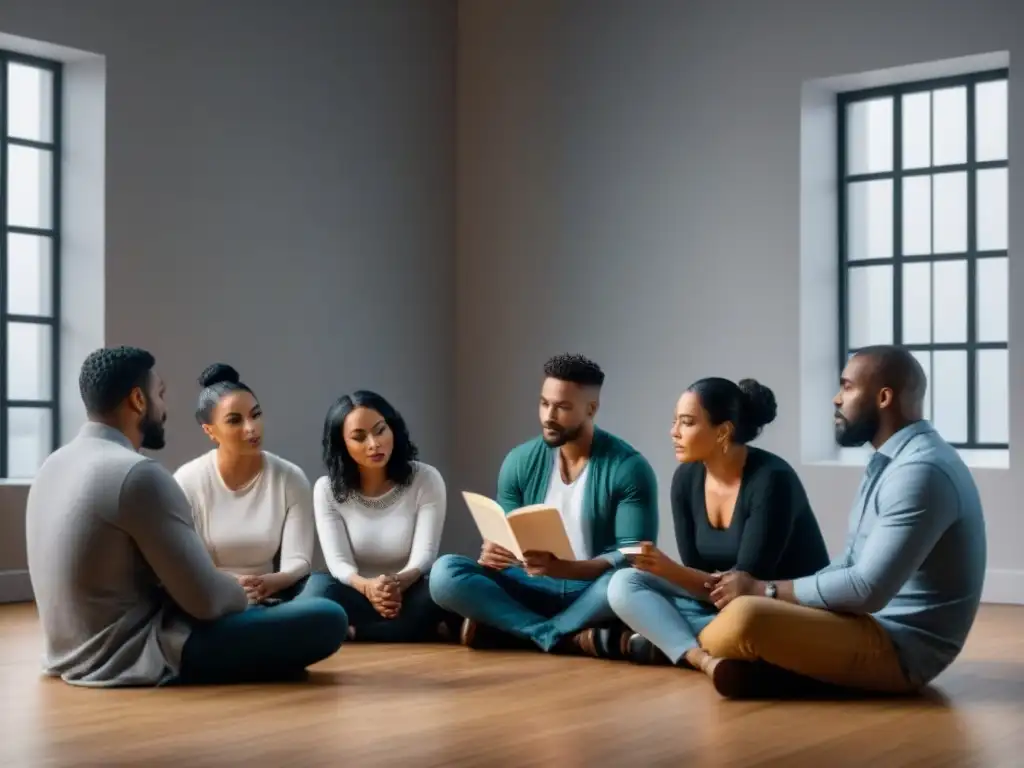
[838,68,1009,449]
[0,52,62,479]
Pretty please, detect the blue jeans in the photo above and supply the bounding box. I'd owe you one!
[607,567,718,663]
[428,554,617,651]
[176,572,348,684]
[307,572,456,642]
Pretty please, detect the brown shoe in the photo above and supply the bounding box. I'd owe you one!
[693,653,766,698]
[459,618,478,647]
[459,618,534,651]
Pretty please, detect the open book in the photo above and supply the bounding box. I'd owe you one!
[462,491,576,561]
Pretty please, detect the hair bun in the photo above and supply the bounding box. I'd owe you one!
[198,363,241,388]
[737,378,777,428]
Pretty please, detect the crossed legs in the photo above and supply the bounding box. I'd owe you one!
[609,567,914,698]
[176,583,348,685]
[429,554,619,653]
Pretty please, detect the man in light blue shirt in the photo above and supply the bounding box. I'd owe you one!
[688,345,986,698]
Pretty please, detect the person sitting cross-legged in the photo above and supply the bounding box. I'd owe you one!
[311,390,459,642]
[174,363,325,608]
[26,347,347,688]
[429,353,659,658]
[688,346,987,698]
[607,377,830,667]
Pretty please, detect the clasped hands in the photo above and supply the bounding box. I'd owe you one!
[627,542,762,610]
[478,540,576,580]
[362,574,402,619]
[237,572,291,604]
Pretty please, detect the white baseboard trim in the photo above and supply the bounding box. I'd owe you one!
[0,569,32,603]
[981,568,1024,605]
[0,567,1020,606]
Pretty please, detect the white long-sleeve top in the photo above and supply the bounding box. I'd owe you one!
[313,461,446,584]
[173,450,314,579]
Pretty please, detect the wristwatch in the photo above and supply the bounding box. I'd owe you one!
[764,581,777,599]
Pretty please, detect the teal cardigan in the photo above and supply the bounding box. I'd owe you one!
[496,427,659,566]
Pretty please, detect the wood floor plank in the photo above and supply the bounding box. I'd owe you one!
[0,602,1021,766]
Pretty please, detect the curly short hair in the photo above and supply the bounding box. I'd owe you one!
[543,353,605,388]
[321,390,419,503]
[79,346,156,416]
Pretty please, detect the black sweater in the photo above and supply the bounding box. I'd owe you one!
[669,447,830,581]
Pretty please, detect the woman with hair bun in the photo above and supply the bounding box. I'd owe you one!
[607,377,829,683]
[174,363,325,606]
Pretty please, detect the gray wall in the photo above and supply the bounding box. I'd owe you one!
[2,0,1021,602]
[0,0,457,585]
[456,0,1024,599]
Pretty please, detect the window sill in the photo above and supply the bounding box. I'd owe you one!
[810,447,1009,470]
[0,479,33,487]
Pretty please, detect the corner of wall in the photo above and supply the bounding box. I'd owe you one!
[798,79,841,466]
[58,53,106,446]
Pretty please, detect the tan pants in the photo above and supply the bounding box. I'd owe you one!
[697,596,915,693]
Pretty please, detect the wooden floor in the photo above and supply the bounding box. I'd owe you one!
[1,603,1022,767]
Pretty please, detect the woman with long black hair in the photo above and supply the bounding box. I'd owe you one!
[313,390,457,642]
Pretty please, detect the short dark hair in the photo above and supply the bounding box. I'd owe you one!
[321,390,419,503]
[79,346,156,416]
[195,363,255,425]
[687,376,778,445]
[543,353,605,388]
[852,345,928,403]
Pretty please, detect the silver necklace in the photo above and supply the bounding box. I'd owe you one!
[351,465,418,510]
[352,480,413,510]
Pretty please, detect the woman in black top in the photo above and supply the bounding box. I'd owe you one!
[607,377,829,670]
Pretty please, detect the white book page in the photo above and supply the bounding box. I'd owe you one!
[461,491,523,559]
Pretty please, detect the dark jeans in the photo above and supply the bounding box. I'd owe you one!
[310,572,454,642]
[176,572,348,684]
[428,554,617,651]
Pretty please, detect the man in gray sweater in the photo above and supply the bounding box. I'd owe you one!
[26,346,348,687]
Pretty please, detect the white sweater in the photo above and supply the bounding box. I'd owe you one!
[173,450,314,579]
[313,461,446,585]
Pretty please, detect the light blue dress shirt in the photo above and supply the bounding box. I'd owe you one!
[793,421,986,686]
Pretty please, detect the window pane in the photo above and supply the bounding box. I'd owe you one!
[932,350,967,444]
[846,98,893,174]
[847,265,893,348]
[932,86,967,165]
[975,79,1008,162]
[977,257,1008,343]
[847,180,893,261]
[977,349,1009,444]
[902,92,931,170]
[6,407,51,479]
[7,63,54,143]
[902,176,931,255]
[910,350,932,421]
[7,145,53,229]
[932,260,967,343]
[6,322,52,400]
[902,262,931,343]
[977,168,1008,251]
[6,233,53,316]
[932,172,967,254]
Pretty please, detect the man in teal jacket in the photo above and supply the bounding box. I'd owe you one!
[430,354,659,655]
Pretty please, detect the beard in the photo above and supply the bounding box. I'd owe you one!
[140,404,167,451]
[834,407,879,448]
[542,421,583,448]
